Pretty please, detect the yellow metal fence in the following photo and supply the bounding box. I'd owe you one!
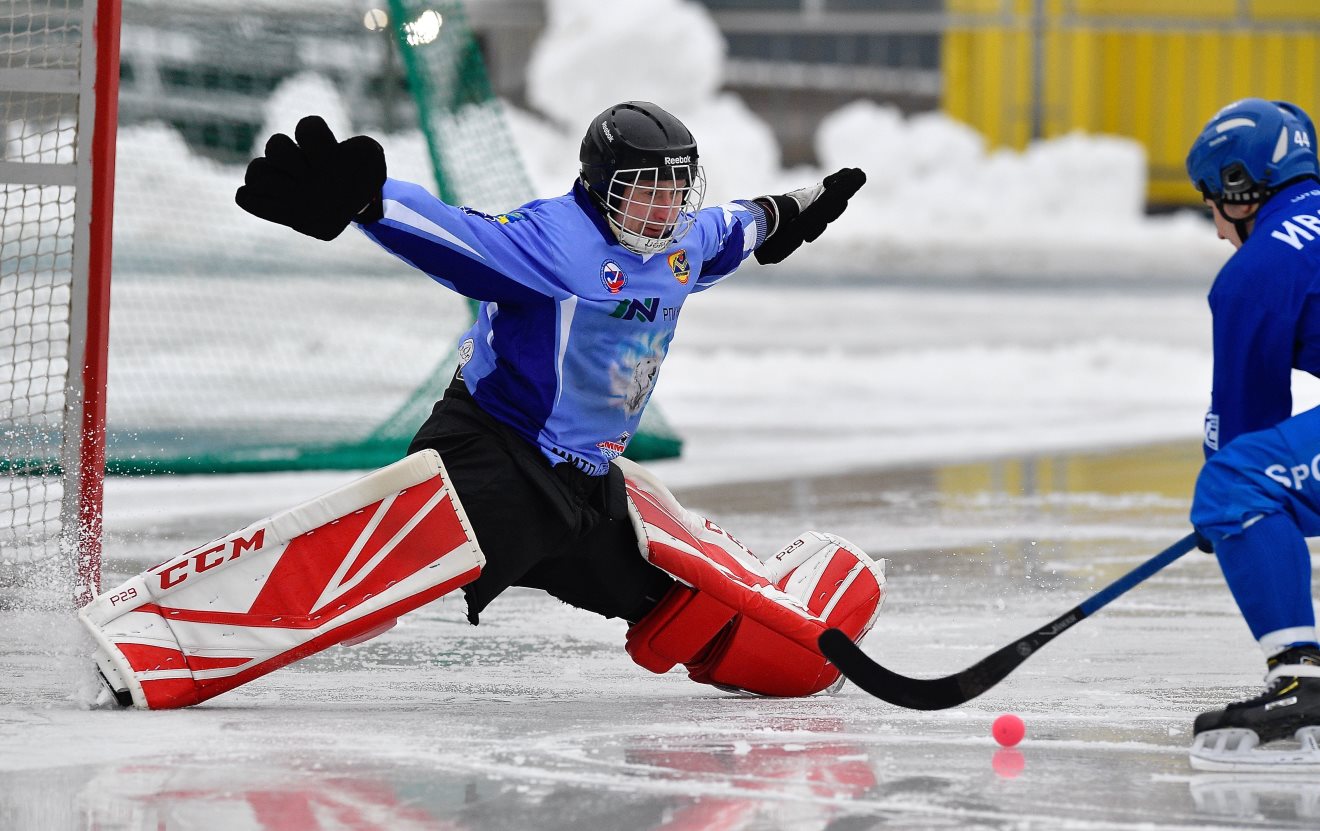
[944,0,1320,205]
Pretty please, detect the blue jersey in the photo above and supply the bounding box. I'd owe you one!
[1205,179,1320,457]
[359,179,766,475]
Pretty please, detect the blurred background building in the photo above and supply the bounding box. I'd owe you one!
[104,0,1320,208]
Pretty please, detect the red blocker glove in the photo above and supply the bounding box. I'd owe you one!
[753,167,866,265]
[235,115,386,241]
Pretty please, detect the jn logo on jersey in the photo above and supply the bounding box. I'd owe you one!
[611,297,660,321]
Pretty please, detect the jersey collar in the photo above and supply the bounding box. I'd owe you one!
[572,180,621,248]
[1256,178,1320,225]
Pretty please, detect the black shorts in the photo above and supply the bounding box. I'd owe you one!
[407,378,674,625]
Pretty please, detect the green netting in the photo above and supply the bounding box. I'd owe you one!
[81,0,680,475]
[374,0,682,466]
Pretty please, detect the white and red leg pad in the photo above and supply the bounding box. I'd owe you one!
[78,450,484,709]
[618,460,886,697]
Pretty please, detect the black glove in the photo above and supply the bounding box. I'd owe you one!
[235,115,386,241]
[1195,530,1214,554]
[752,167,866,265]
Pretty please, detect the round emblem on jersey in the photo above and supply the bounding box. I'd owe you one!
[600,260,628,294]
[458,338,475,365]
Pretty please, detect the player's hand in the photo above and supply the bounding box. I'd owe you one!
[235,115,386,241]
[753,167,866,265]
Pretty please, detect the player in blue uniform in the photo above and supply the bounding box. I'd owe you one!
[1183,98,1320,767]
[234,102,880,690]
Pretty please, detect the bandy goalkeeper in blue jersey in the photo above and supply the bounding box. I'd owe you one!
[79,101,887,709]
[1182,98,1320,770]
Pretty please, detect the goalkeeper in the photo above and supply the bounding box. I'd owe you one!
[144,100,883,704]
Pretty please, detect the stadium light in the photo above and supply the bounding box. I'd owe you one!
[405,10,443,46]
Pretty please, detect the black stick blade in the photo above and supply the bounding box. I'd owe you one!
[821,534,1198,710]
[818,630,976,712]
[819,620,1071,711]
[819,628,968,710]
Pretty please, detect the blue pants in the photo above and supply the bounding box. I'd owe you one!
[1192,405,1320,654]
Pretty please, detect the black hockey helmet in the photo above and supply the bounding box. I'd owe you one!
[579,101,706,254]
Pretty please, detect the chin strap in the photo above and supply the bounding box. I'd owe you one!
[1211,197,1259,243]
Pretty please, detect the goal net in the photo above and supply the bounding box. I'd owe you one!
[2,0,117,608]
[13,0,683,479]
[3,0,682,601]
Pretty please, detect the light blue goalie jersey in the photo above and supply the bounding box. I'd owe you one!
[359,179,767,475]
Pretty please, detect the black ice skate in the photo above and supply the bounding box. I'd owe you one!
[1190,645,1320,771]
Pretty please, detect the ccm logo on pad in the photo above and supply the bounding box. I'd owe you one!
[155,529,266,590]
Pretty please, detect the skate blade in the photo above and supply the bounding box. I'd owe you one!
[92,652,134,709]
[824,673,848,695]
[1190,726,1320,772]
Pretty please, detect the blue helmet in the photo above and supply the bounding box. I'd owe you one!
[1186,98,1319,203]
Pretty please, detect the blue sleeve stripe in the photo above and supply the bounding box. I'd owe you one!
[734,198,769,248]
[380,198,485,259]
[361,222,543,303]
[700,222,749,281]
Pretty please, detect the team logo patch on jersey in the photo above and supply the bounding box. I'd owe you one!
[668,249,690,284]
[601,260,628,294]
[494,210,527,224]
[597,432,631,460]
[458,338,474,365]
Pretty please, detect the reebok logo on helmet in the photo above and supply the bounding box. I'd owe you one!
[665,155,691,165]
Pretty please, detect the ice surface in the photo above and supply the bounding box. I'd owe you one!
[5,437,1317,829]
[7,282,1320,829]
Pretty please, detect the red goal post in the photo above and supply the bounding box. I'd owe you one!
[1,0,120,607]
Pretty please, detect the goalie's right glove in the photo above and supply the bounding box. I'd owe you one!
[753,167,866,265]
[235,115,386,241]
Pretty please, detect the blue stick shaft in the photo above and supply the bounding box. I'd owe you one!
[821,531,1203,709]
[1079,532,1199,617]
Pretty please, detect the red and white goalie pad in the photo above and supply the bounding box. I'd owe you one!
[617,458,887,697]
[79,450,483,709]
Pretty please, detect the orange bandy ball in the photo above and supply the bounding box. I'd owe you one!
[993,713,1025,747]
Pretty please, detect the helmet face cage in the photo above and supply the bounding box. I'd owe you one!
[603,164,706,255]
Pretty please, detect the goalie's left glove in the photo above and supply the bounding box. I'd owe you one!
[235,115,386,241]
[753,167,866,265]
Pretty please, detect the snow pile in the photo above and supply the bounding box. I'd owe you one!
[508,0,1228,281]
[105,0,1232,281]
